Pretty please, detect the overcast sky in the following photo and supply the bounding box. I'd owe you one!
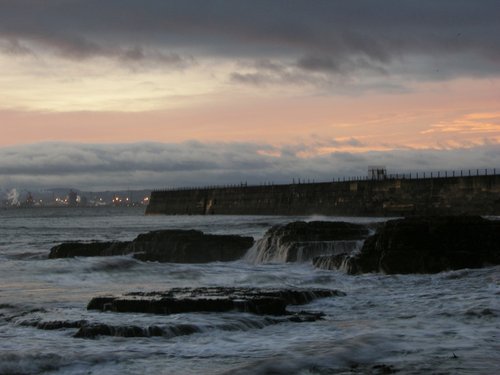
[0,1,499,190]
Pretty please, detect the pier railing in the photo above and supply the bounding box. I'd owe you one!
[152,168,499,193]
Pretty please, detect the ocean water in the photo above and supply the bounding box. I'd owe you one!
[0,207,498,375]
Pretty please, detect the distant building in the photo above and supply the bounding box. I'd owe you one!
[68,190,78,207]
[79,196,88,206]
[368,166,387,180]
[22,192,34,207]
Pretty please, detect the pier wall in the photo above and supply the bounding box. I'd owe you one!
[146,174,500,216]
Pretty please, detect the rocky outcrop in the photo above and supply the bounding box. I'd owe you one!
[314,216,500,274]
[246,221,370,263]
[87,287,345,316]
[49,229,254,263]
[131,230,253,263]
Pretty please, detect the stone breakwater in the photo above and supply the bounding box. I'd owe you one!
[146,174,500,216]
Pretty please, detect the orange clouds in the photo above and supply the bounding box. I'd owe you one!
[1,77,499,154]
[421,111,500,148]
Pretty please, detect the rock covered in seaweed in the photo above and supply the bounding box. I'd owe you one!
[49,229,254,263]
[314,216,500,274]
[246,221,370,263]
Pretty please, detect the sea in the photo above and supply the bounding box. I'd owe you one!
[0,207,498,375]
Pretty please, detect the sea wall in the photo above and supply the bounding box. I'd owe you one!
[146,174,500,216]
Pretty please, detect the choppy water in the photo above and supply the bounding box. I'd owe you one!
[0,207,498,374]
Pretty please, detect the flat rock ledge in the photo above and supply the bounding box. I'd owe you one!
[18,287,343,339]
[314,216,500,274]
[87,287,345,316]
[49,229,254,263]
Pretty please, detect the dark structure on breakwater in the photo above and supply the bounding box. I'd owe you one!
[146,170,500,216]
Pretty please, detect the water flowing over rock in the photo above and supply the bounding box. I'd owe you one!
[49,230,254,263]
[314,216,500,274]
[19,313,326,339]
[87,287,345,316]
[73,312,325,339]
[245,221,369,263]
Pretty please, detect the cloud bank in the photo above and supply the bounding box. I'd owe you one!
[1,0,499,84]
[0,142,498,191]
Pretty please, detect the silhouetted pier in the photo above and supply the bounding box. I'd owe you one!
[147,169,500,216]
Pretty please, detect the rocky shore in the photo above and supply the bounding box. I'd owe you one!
[49,216,500,273]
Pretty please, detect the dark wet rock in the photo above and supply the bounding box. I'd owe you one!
[48,241,131,258]
[74,311,326,339]
[248,221,370,263]
[37,320,88,330]
[20,319,88,330]
[19,312,327,339]
[0,304,16,309]
[224,357,398,375]
[87,287,344,316]
[371,364,399,374]
[16,291,334,340]
[131,230,254,263]
[73,323,184,338]
[287,311,325,322]
[49,229,254,263]
[314,216,500,274]
[464,308,498,318]
[3,307,48,323]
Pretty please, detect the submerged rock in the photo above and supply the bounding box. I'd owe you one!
[74,323,198,339]
[19,319,88,330]
[314,216,500,274]
[87,287,345,316]
[246,221,370,263]
[49,229,254,263]
[48,241,131,258]
[73,312,326,339]
[20,309,327,339]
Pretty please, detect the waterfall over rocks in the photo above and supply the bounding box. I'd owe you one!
[245,221,370,264]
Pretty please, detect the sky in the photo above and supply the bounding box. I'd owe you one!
[0,0,499,190]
